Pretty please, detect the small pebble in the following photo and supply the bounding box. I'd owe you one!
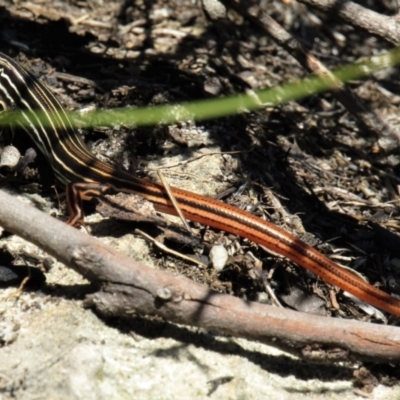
[209,244,228,272]
[0,145,21,169]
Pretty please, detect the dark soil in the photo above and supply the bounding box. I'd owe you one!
[0,0,399,395]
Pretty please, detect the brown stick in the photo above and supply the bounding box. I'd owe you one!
[0,189,399,363]
[296,0,400,45]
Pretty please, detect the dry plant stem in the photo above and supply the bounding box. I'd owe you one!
[0,191,399,363]
[296,0,400,45]
[157,169,192,233]
[225,0,399,147]
[134,228,207,268]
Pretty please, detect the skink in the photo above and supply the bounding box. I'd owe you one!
[1,52,400,316]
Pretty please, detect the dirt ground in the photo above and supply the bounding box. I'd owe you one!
[0,0,400,398]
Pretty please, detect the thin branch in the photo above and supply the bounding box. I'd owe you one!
[296,0,400,45]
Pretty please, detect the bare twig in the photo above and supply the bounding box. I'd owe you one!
[134,228,207,268]
[0,190,399,363]
[157,169,193,234]
[146,148,253,171]
[296,0,400,45]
